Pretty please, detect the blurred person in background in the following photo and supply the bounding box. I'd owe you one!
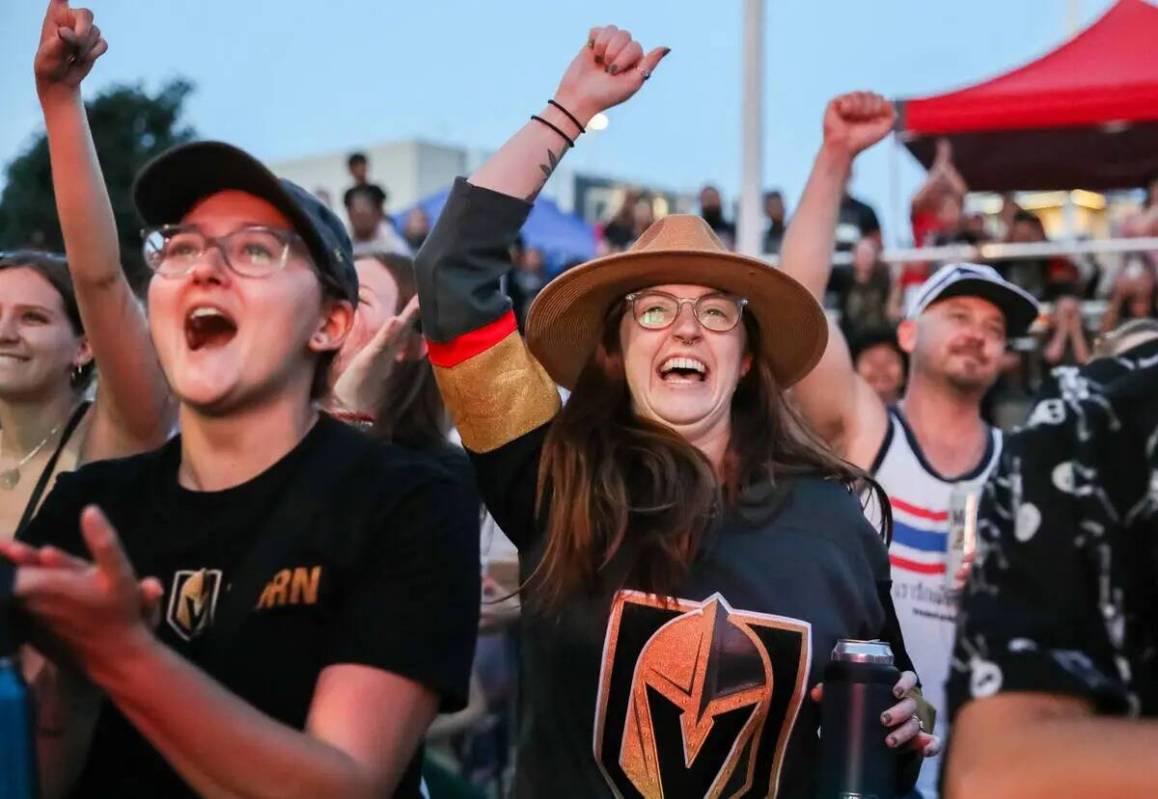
[763,189,788,255]
[852,328,907,406]
[699,183,736,248]
[402,207,431,252]
[837,236,901,343]
[342,151,387,210]
[910,139,969,249]
[1003,209,1083,300]
[507,246,547,329]
[2,0,176,537]
[1041,294,1091,370]
[1100,257,1157,334]
[344,183,411,257]
[781,91,1040,799]
[601,188,642,252]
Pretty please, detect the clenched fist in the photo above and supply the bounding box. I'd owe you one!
[822,91,896,159]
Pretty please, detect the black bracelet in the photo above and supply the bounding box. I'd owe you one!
[547,99,586,134]
[531,115,575,148]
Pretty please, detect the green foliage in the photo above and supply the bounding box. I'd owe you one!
[0,79,196,286]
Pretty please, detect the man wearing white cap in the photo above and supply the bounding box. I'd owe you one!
[778,92,1039,799]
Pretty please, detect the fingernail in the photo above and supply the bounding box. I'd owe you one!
[608,64,619,75]
[662,47,672,56]
[887,736,897,748]
[880,712,891,724]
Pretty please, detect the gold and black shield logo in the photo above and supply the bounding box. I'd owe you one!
[594,590,810,798]
[166,569,223,641]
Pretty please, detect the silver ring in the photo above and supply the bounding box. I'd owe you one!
[913,714,925,733]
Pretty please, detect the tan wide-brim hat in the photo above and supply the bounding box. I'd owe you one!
[525,214,828,390]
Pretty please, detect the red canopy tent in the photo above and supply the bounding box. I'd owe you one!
[896,0,1158,191]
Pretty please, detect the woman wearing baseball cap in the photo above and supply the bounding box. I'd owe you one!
[416,25,938,797]
[2,4,479,797]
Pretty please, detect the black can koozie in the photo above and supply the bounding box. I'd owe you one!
[818,639,900,799]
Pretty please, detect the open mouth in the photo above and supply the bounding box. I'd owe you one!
[658,356,708,383]
[184,306,238,351]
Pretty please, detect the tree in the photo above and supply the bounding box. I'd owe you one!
[0,79,196,289]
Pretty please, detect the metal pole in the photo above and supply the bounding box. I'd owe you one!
[737,0,765,257]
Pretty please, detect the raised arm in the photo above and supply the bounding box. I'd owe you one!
[416,26,666,455]
[35,0,174,458]
[779,93,893,467]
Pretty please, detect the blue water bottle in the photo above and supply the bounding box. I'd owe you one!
[0,559,37,799]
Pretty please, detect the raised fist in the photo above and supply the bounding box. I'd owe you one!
[552,25,670,127]
[822,91,896,159]
[35,0,107,92]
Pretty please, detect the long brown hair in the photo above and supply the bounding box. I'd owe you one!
[531,305,888,611]
[364,253,450,450]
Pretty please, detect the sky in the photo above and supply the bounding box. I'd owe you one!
[0,0,1118,245]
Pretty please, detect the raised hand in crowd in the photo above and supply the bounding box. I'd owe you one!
[470,25,669,202]
[35,0,173,459]
[330,295,420,417]
[777,91,895,465]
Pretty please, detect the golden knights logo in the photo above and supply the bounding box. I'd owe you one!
[594,591,810,798]
[166,569,224,642]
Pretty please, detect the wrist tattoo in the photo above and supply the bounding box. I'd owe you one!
[526,147,562,202]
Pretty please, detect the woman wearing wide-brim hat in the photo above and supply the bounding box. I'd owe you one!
[416,25,939,797]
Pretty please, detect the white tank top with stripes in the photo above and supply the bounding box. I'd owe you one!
[869,407,1002,799]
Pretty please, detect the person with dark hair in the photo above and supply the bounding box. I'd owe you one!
[852,328,907,406]
[763,189,787,254]
[699,184,736,248]
[415,26,938,797]
[837,237,900,343]
[779,91,1040,799]
[3,5,479,797]
[344,151,387,209]
[330,252,449,452]
[1,0,175,537]
[344,183,410,257]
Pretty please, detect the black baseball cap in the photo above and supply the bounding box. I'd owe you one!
[132,141,358,304]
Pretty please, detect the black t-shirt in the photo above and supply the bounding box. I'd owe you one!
[472,424,918,798]
[948,341,1158,722]
[21,415,480,798]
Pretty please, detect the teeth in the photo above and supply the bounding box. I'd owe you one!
[661,357,707,374]
[189,307,226,320]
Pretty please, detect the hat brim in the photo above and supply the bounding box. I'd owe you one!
[525,249,828,390]
[925,278,1040,335]
[132,141,339,294]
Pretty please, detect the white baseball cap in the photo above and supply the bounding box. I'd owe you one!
[909,263,1040,335]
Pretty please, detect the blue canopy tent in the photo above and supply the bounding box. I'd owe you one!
[396,187,596,274]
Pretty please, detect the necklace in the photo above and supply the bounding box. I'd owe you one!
[0,415,70,490]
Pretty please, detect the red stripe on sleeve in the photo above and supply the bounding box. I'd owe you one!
[427,311,519,368]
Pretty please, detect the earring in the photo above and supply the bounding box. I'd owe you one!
[72,364,85,383]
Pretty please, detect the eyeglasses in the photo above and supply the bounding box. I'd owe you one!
[625,290,748,333]
[141,224,305,279]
